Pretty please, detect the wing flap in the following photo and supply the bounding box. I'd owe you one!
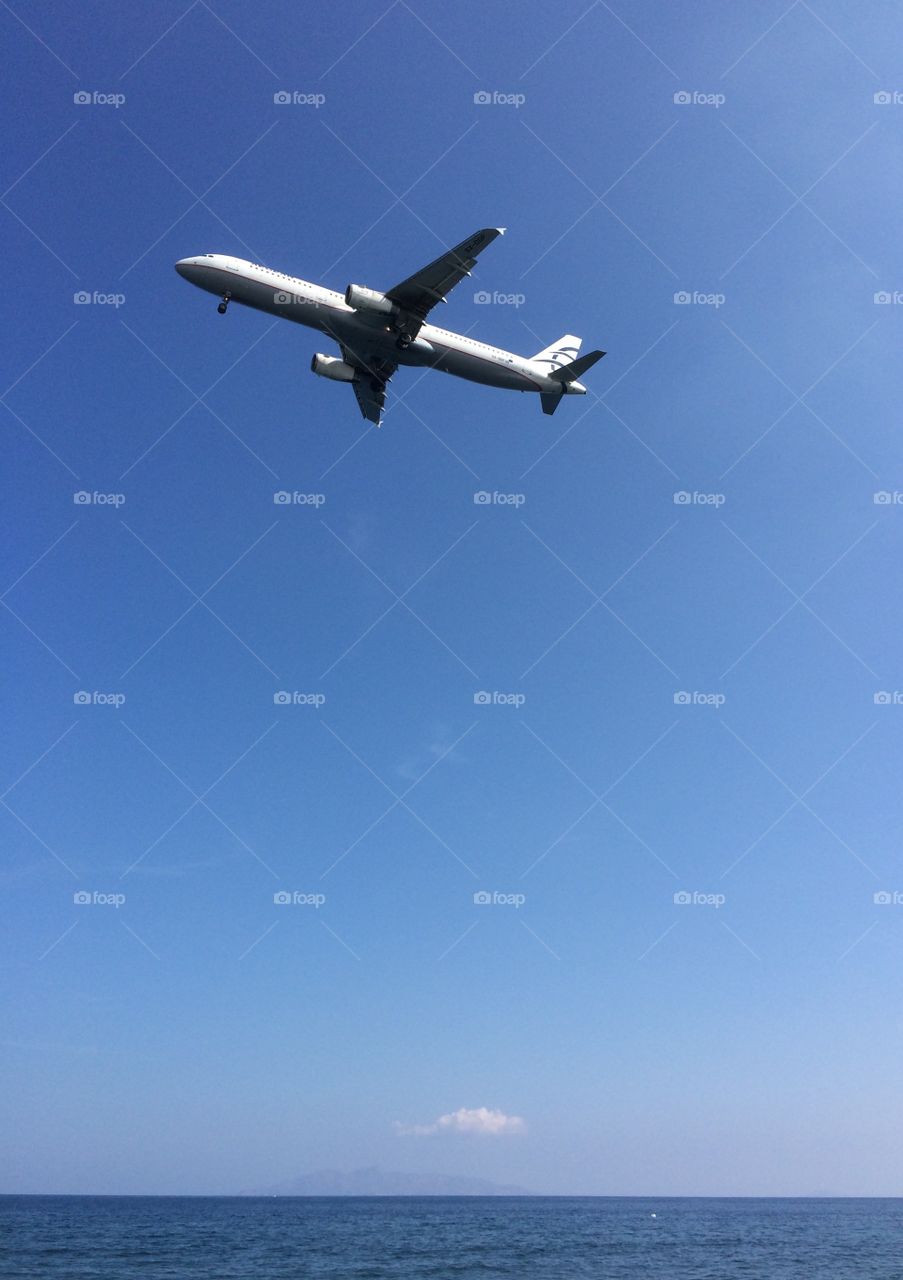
[351,378,386,426]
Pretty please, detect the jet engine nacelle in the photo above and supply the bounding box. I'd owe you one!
[311,353,357,382]
[344,283,398,317]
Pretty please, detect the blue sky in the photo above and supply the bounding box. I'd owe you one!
[3,0,903,1196]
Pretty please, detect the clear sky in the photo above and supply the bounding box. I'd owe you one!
[2,0,903,1197]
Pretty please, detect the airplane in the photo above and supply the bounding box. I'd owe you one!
[174,228,605,427]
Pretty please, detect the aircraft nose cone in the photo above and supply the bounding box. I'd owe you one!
[174,258,195,279]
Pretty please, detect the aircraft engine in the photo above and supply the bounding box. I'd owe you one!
[344,284,398,317]
[310,354,357,382]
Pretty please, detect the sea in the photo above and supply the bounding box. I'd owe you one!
[1,1195,901,1278]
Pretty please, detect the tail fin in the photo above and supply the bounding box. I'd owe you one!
[531,334,582,372]
[548,349,606,383]
[539,348,607,415]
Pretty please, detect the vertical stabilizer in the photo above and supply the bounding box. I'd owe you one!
[530,334,582,372]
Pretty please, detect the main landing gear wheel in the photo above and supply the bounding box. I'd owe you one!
[217,292,232,315]
[396,332,412,351]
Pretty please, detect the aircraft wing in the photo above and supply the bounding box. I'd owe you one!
[385,227,505,323]
[340,341,397,426]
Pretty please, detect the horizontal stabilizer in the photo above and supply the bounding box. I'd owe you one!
[548,349,606,383]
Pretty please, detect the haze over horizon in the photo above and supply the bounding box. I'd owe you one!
[3,0,903,1198]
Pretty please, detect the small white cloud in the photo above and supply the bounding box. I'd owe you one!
[395,1106,526,1137]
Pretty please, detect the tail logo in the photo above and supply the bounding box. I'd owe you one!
[535,348,579,370]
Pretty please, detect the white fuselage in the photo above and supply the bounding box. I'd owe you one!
[174,254,587,398]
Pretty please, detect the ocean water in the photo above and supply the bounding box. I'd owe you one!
[1,1195,902,1278]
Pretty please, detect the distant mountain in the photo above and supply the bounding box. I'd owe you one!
[245,1167,533,1196]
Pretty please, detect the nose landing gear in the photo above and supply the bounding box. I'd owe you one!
[217,292,232,315]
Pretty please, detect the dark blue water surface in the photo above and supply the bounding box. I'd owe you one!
[1,1195,902,1279]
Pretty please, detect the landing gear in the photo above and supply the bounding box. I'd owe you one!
[396,331,412,351]
[217,291,232,315]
